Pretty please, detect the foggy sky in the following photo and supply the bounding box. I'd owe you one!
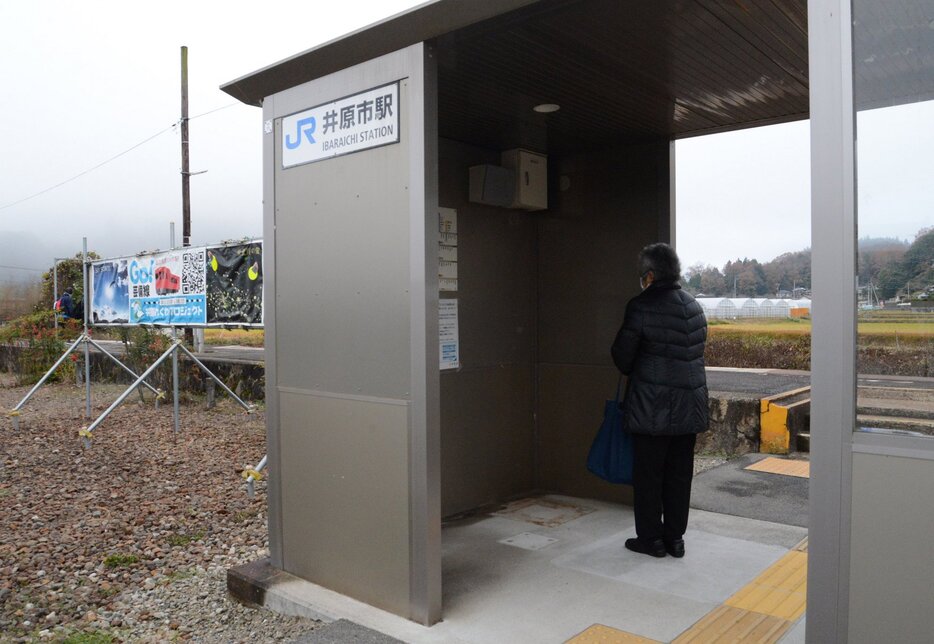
[1,1,930,286]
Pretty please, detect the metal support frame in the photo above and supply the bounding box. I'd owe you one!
[79,337,254,447]
[80,340,180,447]
[82,239,91,419]
[8,332,161,430]
[808,0,856,641]
[243,454,267,497]
[177,343,254,413]
[172,328,180,435]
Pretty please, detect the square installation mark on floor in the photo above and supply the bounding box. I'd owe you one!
[493,497,595,527]
[499,532,559,551]
[552,528,789,604]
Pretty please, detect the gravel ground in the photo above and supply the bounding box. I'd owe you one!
[694,454,730,476]
[0,374,320,642]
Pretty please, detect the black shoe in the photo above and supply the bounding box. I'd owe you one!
[625,537,666,558]
[664,538,685,558]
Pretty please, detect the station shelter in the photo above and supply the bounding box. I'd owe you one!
[222,1,934,641]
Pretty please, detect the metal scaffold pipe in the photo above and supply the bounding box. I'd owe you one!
[81,340,182,447]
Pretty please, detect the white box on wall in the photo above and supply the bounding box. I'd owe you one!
[501,148,547,211]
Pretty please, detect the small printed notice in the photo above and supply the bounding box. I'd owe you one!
[281,81,400,168]
[439,207,458,292]
[439,298,460,370]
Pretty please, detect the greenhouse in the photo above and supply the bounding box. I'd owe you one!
[695,297,810,319]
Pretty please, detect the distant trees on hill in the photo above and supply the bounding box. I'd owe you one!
[875,227,934,300]
[684,226,934,300]
[685,251,811,297]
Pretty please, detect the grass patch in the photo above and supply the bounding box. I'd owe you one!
[103,553,139,569]
[166,530,205,547]
[232,508,259,523]
[165,568,197,583]
[62,629,118,644]
[203,328,264,347]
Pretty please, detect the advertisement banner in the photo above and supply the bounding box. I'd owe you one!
[90,258,130,324]
[205,242,263,324]
[89,240,263,327]
[127,248,207,325]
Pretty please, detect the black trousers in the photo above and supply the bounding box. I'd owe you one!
[631,433,697,543]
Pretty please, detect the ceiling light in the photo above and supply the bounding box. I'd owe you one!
[533,103,560,113]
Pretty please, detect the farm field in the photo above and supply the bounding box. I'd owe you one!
[709,314,933,340]
[203,328,264,347]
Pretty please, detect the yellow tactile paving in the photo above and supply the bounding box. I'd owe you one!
[565,624,662,644]
[672,605,792,644]
[745,457,810,478]
[725,551,808,621]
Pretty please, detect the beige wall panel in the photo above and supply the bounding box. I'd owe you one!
[538,144,667,367]
[279,390,411,616]
[274,84,412,399]
[441,366,535,516]
[438,138,537,515]
[848,451,934,643]
[535,143,668,502]
[537,363,633,504]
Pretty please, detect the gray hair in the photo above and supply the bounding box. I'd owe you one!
[638,243,681,283]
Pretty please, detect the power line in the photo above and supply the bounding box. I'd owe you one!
[0,264,43,272]
[190,102,238,120]
[0,123,178,212]
[0,102,241,213]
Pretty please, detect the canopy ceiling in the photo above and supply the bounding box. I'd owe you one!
[222,0,931,153]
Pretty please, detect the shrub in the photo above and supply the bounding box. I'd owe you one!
[120,327,175,391]
[0,311,83,385]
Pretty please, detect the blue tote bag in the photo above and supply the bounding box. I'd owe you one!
[586,376,634,484]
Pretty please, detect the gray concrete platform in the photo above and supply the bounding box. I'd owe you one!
[237,495,807,643]
[691,454,809,527]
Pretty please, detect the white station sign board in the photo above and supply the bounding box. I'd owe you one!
[281,81,400,168]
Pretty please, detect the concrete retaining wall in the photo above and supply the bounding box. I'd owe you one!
[697,394,762,456]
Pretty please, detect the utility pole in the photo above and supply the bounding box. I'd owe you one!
[180,45,190,248]
[180,46,194,347]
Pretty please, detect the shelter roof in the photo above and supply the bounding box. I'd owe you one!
[222,0,931,150]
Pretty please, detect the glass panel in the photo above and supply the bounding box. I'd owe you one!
[853,0,934,436]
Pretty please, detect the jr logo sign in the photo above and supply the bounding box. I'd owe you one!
[280,81,400,168]
[285,117,316,149]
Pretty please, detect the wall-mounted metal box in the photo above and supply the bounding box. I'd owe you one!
[468,164,515,208]
[501,148,547,211]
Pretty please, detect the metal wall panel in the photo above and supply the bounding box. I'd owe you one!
[266,44,439,624]
[537,363,634,504]
[279,390,411,616]
[274,120,412,398]
[807,1,855,640]
[536,143,669,498]
[437,138,537,517]
[848,452,934,643]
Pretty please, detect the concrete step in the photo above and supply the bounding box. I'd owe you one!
[857,386,934,403]
[796,432,810,452]
[856,414,934,436]
[857,398,934,420]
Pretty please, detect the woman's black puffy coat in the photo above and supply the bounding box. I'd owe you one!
[611,281,709,436]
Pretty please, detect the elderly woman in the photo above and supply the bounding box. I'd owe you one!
[611,243,708,558]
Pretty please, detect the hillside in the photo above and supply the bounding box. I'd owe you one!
[685,227,933,301]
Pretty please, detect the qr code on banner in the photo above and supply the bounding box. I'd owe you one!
[181,250,205,294]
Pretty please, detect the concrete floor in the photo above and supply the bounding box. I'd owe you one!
[271,495,807,643]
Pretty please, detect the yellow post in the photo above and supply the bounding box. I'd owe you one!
[760,399,791,454]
